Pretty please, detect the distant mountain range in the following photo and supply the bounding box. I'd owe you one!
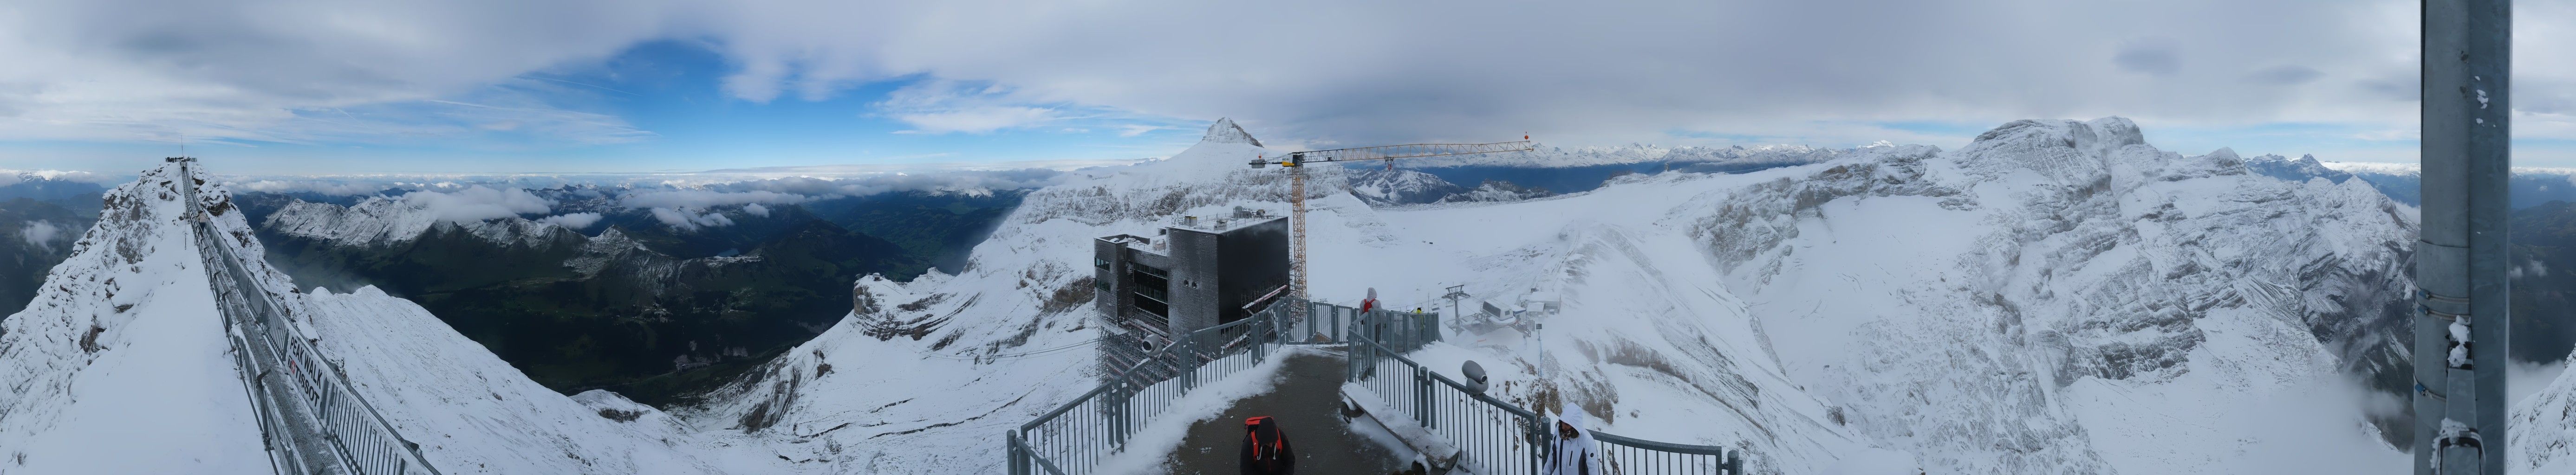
[2243,153,2576,209]
[235,189,1018,405]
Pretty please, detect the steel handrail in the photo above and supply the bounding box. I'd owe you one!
[1591,431,1731,456]
[180,159,442,475]
[1008,299,1295,475]
[1347,333,1748,475]
[241,245,445,475]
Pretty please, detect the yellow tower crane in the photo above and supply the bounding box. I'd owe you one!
[1247,139,1534,314]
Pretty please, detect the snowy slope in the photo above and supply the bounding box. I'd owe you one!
[293,287,785,474]
[685,117,2424,475]
[9,118,2420,475]
[680,121,1890,474]
[675,120,1358,473]
[0,161,269,475]
[1691,119,2417,474]
[207,181,795,474]
[1,160,799,475]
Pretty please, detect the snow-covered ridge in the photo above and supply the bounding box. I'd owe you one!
[3,160,794,474]
[1394,141,1851,169]
[1690,117,2415,473]
[263,193,595,249]
[2244,153,2356,183]
[0,160,270,473]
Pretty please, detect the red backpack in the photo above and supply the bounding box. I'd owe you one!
[1244,416,1288,462]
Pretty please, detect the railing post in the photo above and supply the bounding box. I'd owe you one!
[1253,316,1267,360]
[1005,430,1024,475]
[1422,364,1442,426]
[1107,382,1127,449]
[1527,417,1546,475]
[1329,303,1340,341]
[1178,336,1197,391]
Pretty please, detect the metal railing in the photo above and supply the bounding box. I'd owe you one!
[1007,300,1296,475]
[1352,333,1546,475]
[1592,431,1743,475]
[1347,333,1747,475]
[1279,300,1432,347]
[180,159,442,475]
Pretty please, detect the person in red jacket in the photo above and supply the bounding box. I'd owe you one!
[1240,416,1295,475]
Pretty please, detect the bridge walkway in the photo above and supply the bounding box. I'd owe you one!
[1165,348,1407,475]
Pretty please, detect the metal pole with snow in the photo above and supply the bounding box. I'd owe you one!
[2414,0,2510,473]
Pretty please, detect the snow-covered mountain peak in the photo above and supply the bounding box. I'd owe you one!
[266,193,598,250]
[1201,117,1263,147]
[1954,116,2151,187]
[0,160,291,472]
[2244,152,2358,184]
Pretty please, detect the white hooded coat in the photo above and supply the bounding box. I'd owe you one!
[1544,403,1604,475]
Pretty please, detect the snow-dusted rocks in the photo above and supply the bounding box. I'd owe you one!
[2245,153,2358,184]
[1347,168,1468,206]
[0,161,269,474]
[297,286,770,474]
[1202,118,1263,148]
[1698,117,2414,473]
[266,196,585,249]
[4,116,2438,475]
[677,117,1334,473]
[2,161,787,475]
[682,116,2429,474]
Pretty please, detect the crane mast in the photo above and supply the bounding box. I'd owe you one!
[1250,140,1533,315]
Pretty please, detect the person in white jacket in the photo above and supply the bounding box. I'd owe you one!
[1543,403,1604,475]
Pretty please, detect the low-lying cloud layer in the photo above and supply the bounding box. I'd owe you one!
[618,189,810,210]
[648,207,734,231]
[705,169,1065,197]
[221,168,1061,231]
[18,221,60,250]
[538,212,604,230]
[398,186,555,224]
[0,170,117,187]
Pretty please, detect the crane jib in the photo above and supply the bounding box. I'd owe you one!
[1250,141,1533,167]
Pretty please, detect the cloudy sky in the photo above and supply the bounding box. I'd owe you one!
[1,0,2572,173]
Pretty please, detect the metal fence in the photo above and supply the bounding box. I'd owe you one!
[1347,334,1747,475]
[181,159,442,475]
[1351,333,1546,475]
[1007,301,1294,475]
[1593,431,1744,475]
